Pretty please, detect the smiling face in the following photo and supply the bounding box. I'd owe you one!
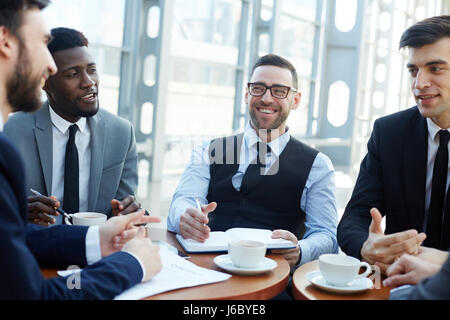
[44,46,99,123]
[245,65,301,140]
[6,8,56,113]
[407,37,450,128]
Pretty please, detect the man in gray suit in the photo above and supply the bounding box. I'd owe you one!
[4,27,140,226]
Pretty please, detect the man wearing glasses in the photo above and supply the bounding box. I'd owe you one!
[167,54,338,270]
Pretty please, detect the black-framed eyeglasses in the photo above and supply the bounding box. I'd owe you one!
[247,82,297,99]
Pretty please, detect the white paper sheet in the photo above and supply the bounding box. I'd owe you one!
[115,248,231,300]
[57,247,231,300]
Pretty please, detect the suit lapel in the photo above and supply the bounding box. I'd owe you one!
[87,111,106,211]
[34,103,53,195]
[402,108,428,231]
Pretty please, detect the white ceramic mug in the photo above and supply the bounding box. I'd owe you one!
[319,254,372,287]
[64,212,107,226]
[228,240,267,268]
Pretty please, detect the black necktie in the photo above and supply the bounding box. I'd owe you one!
[425,130,450,249]
[240,142,271,193]
[63,124,79,215]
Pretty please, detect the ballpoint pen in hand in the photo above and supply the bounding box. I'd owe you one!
[30,188,71,221]
[195,198,202,213]
[196,198,209,228]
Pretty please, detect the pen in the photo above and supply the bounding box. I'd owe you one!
[196,198,208,227]
[195,198,202,213]
[30,188,71,221]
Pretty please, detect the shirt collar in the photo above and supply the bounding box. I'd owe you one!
[243,121,291,157]
[427,118,450,142]
[49,105,87,134]
[0,113,3,132]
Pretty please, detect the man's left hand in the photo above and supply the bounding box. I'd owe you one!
[99,209,161,257]
[270,229,301,268]
[111,195,141,216]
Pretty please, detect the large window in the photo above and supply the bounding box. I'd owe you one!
[163,0,243,175]
[274,0,323,136]
[351,0,443,176]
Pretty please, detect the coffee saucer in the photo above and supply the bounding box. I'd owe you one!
[306,271,373,294]
[213,254,277,275]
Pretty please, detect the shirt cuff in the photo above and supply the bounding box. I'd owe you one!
[124,251,147,282]
[85,226,102,265]
[297,239,313,266]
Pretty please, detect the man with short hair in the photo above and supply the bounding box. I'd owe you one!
[338,15,450,272]
[4,27,140,226]
[0,0,161,299]
[168,54,338,268]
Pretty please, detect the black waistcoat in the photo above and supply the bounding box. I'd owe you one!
[206,133,319,239]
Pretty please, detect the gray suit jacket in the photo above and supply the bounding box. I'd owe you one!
[4,102,138,216]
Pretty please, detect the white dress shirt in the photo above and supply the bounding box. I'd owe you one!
[48,106,101,264]
[49,106,91,222]
[168,122,339,266]
[424,118,450,231]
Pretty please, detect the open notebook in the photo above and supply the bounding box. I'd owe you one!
[176,228,296,253]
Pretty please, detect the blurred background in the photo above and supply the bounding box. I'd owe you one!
[42,0,449,228]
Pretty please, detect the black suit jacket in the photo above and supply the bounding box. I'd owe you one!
[338,106,431,258]
[0,132,142,299]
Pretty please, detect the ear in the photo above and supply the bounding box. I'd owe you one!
[0,26,16,59]
[291,91,301,110]
[43,78,50,92]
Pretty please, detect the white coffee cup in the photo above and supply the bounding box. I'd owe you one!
[319,254,372,287]
[65,212,107,226]
[228,240,267,268]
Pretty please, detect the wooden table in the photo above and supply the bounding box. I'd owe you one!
[291,260,391,300]
[41,228,290,300]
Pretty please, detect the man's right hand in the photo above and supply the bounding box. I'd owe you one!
[179,202,217,242]
[122,227,162,282]
[360,208,426,273]
[27,195,60,226]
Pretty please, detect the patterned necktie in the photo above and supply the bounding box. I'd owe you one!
[63,124,79,215]
[425,130,450,249]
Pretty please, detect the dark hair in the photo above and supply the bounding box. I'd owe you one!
[399,15,450,49]
[0,0,50,37]
[251,54,299,89]
[48,27,89,54]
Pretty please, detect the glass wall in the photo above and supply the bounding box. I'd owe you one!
[351,0,443,176]
[275,0,321,136]
[163,0,243,175]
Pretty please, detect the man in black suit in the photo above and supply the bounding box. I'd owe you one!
[0,0,161,299]
[338,15,450,272]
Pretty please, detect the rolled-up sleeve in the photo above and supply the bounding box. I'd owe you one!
[298,152,339,265]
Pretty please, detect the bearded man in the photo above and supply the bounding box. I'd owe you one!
[167,54,338,270]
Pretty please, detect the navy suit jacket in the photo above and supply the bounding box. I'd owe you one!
[338,106,435,258]
[0,132,142,299]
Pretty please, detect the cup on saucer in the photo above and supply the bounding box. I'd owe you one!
[228,240,267,268]
[319,254,372,287]
[64,212,107,226]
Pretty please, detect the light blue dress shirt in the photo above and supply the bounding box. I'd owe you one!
[167,122,338,265]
